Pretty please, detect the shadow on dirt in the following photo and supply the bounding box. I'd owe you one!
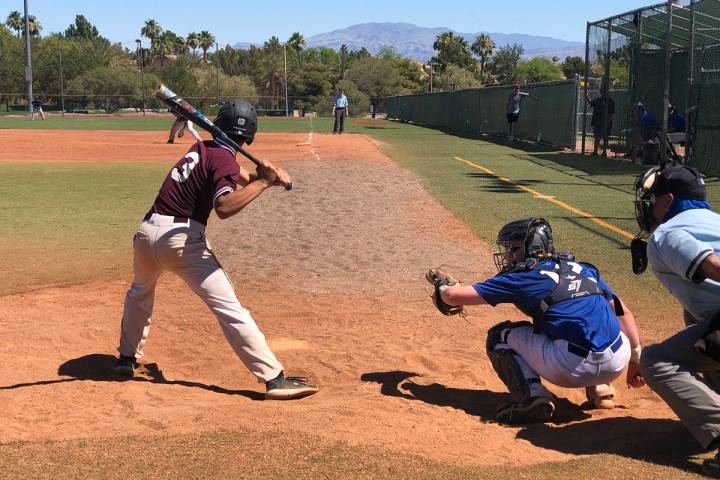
[361,370,704,473]
[360,370,589,424]
[0,353,264,400]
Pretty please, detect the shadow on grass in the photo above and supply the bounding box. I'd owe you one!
[0,353,264,400]
[561,216,634,250]
[361,370,704,474]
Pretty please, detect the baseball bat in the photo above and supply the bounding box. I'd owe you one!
[155,84,293,191]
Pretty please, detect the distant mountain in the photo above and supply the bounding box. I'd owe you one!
[233,23,584,61]
[303,22,584,61]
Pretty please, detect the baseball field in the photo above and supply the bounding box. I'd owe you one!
[1,115,717,479]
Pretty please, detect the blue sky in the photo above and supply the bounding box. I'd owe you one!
[6,0,653,47]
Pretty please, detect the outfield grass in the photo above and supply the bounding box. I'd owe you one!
[0,115,355,133]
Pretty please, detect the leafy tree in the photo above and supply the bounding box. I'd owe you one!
[560,56,585,79]
[5,10,23,37]
[141,19,162,51]
[346,57,402,98]
[489,43,524,85]
[288,62,335,111]
[67,65,160,112]
[187,32,200,56]
[264,35,282,52]
[154,32,174,67]
[161,30,186,55]
[471,33,495,77]
[287,32,305,53]
[194,66,256,102]
[26,15,41,37]
[64,15,102,40]
[198,30,215,62]
[431,31,475,73]
[434,64,482,91]
[518,57,563,83]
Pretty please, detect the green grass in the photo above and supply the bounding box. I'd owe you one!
[0,162,166,294]
[0,115,361,133]
[0,428,709,480]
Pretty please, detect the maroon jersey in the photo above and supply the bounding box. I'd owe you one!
[148,140,239,225]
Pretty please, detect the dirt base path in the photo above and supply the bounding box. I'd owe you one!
[0,130,683,466]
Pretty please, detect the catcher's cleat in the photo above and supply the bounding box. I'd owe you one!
[114,355,137,378]
[177,128,185,138]
[496,396,555,424]
[265,372,318,400]
[585,385,615,409]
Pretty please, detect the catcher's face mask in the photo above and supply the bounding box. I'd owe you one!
[493,241,525,272]
[634,167,660,234]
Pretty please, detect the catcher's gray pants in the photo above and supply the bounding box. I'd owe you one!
[118,214,283,383]
[640,317,720,449]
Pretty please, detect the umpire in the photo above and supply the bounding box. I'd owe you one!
[332,89,349,134]
[632,164,720,476]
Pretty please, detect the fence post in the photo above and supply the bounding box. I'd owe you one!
[136,39,145,116]
[660,0,673,162]
[58,35,65,116]
[571,74,579,150]
[582,22,590,154]
[215,42,220,108]
[23,0,33,114]
[686,0,696,163]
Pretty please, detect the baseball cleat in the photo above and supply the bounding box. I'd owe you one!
[496,396,555,424]
[114,355,137,377]
[265,372,318,400]
[585,385,615,409]
[166,139,174,144]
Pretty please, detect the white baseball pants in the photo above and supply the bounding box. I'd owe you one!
[118,214,283,382]
[169,118,203,142]
[501,324,630,398]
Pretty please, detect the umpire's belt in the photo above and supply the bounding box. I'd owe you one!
[567,335,623,358]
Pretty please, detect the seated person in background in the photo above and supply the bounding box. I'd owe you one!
[667,104,686,134]
[638,103,660,142]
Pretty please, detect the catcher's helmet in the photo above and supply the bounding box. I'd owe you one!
[214,99,258,145]
[493,217,554,272]
[634,163,705,233]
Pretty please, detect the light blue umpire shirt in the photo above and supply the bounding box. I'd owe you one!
[647,206,720,322]
[335,94,348,108]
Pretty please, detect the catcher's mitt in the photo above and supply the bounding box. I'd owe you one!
[426,267,464,316]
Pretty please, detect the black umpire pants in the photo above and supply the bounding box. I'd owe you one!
[333,107,346,133]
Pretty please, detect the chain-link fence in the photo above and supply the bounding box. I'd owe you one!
[384,78,580,149]
[0,92,372,118]
[584,0,720,176]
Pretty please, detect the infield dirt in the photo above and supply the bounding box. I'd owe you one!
[0,130,694,467]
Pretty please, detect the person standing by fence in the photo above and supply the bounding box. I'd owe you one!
[506,84,532,143]
[590,83,615,157]
[332,89,349,134]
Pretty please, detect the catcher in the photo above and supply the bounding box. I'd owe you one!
[427,217,644,424]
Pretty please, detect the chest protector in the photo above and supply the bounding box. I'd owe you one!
[511,259,621,333]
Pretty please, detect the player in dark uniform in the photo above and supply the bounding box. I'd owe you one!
[115,99,318,400]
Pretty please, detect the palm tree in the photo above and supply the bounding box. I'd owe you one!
[154,32,173,67]
[5,10,23,37]
[471,33,495,75]
[26,15,42,37]
[141,19,162,52]
[187,32,200,56]
[198,30,215,62]
[287,32,305,53]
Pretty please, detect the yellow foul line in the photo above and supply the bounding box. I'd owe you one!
[453,156,635,241]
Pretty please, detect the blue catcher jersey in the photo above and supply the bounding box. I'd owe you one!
[472,260,620,351]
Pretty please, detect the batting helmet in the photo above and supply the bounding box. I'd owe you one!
[634,163,705,233]
[214,99,258,145]
[493,217,554,272]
